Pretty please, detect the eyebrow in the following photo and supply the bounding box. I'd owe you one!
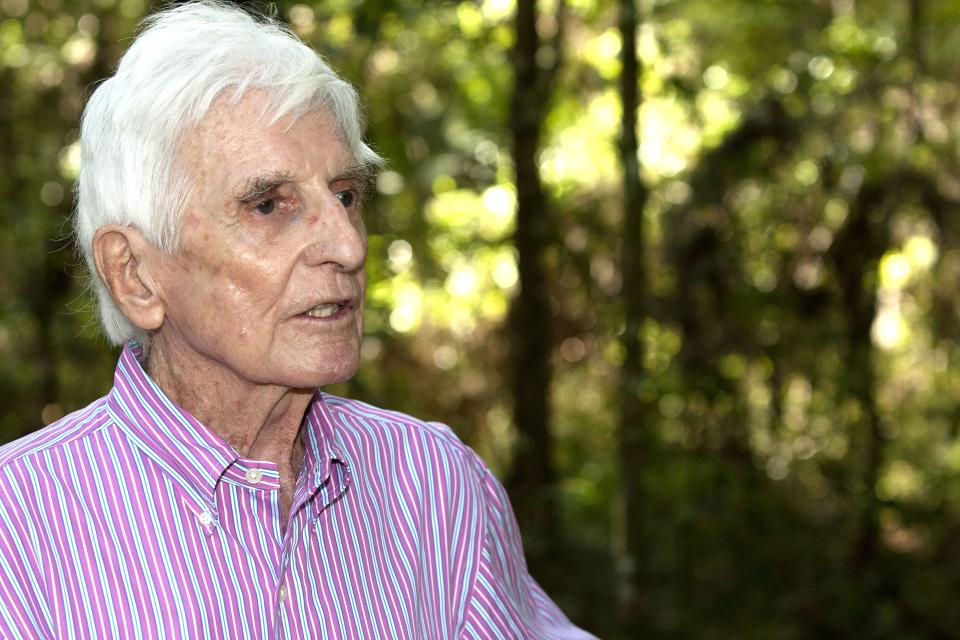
[234,170,296,202]
[233,164,378,204]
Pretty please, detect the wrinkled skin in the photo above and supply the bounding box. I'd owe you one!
[151,95,368,391]
[129,92,370,517]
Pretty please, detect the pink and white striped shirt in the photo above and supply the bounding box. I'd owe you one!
[0,343,594,639]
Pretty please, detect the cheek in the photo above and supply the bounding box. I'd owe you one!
[171,269,259,335]
[208,253,286,305]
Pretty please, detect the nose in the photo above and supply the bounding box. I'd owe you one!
[301,192,367,272]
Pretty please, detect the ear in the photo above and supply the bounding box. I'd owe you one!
[91,225,166,332]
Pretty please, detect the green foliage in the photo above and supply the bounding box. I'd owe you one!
[7,0,960,637]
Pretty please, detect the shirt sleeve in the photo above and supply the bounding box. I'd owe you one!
[459,453,598,640]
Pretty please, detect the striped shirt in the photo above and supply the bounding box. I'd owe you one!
[0,343,594,639]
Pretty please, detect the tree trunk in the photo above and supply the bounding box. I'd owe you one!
[908,0,924,73]
[616,0,650,633]
[507,0,559,580]
[828,181,889,635]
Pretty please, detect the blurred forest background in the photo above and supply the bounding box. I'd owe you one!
[4,0,960,637]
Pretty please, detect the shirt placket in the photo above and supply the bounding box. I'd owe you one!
[273,467,323,637]
[212,461,287,637]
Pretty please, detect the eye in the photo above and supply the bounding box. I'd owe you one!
[255,198,277,215]
[335,190,357,208]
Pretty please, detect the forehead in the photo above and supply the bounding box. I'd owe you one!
[182,91,355,188]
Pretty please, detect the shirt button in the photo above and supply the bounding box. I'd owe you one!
[245,468,263,485]
[198,510,212,526]
[278,584,287,603]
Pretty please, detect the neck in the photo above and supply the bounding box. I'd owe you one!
[144,335,313,478]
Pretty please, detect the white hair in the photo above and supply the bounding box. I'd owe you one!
[75,0,382,350]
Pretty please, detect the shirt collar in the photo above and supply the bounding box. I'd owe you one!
[106,342,238,508]
[106,341,351,512]
[299,392,352,516]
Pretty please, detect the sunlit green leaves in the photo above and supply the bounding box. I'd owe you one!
[7,0,960,636]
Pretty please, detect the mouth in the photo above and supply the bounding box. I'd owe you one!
[299,300,356,320]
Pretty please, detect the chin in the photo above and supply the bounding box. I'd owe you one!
[297,358,360,389]
[316,368,358,388]
[268,341,360,389]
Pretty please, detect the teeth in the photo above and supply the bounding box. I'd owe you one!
[305,303,341,318]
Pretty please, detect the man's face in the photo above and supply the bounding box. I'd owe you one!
[150,92,370,389]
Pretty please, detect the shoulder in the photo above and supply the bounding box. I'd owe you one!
[322,393,475,459]
[320,393,494,493]
[0,396,114,546]
[0,396,112,472]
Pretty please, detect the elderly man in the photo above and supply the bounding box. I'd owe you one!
[0,2,595,638]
